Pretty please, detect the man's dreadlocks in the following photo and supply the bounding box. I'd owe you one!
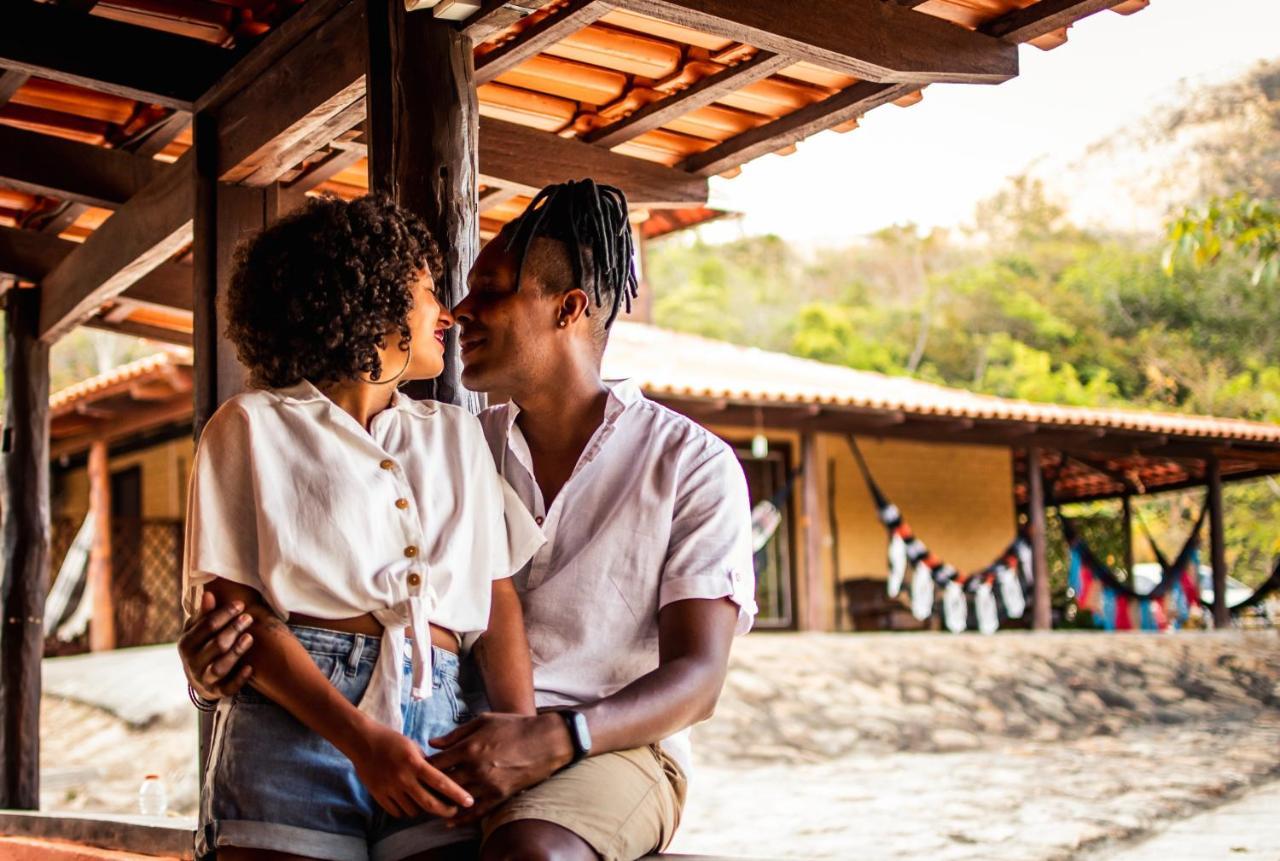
[504,179,639,339]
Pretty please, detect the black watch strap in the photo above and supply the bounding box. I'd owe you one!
[556,709,592,764]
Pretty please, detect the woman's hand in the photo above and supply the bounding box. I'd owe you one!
[349,724,475,819]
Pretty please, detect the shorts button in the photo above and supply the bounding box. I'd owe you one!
[404,545,418,558]
[406,572,421,587]
[395,498,410,510]
[380,459,395,471]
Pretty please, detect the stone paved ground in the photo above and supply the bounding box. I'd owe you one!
[38,631,1280,859]
[1095,780,1280,861]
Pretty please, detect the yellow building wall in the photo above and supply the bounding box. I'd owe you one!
[702,423,1015,632]
[55,437,194,523]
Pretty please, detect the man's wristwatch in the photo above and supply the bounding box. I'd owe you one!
[555,709,592,764]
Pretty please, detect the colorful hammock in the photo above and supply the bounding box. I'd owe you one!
[848,437,1033,634]
[1060,505,1206,631]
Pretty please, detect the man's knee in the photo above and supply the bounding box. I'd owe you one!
[480,819,599,861]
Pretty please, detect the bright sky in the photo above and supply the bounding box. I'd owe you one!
[695,0,1280,247]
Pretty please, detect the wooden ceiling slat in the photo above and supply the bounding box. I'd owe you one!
[0,1,232,110]
[982,0,1130,43]
[39,151,195,342]
[475,0,616,86]
[613,0,1018,84]
[584,51,791,148]
[0,125,167,208]
[678,80,917,177]
[462,0,550,42]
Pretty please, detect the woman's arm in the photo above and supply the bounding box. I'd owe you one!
[471,578,536,715]
[202,578,474,817]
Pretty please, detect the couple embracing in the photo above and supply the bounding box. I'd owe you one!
[179,180,756,861]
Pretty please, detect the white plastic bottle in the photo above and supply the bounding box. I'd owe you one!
[138,774,167,816]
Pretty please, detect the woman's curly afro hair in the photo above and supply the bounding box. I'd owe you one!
[225,193,444,389]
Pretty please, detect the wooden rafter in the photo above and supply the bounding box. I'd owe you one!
[39,152,195,342]
[462,0,550,41]
[213,0,367,185]
[678,80,918,177]
[0,69,28,107]
[474,0,616,86]
[982,0,1130,42]
[614,0,1018,84]
[0,1,231,110]
[0,227,192,313]
[0,125,168,209]
[584,51,793,148]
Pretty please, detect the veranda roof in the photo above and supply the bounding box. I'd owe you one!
[1,0,1150,345]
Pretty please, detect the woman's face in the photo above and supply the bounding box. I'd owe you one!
[391,267,452,381]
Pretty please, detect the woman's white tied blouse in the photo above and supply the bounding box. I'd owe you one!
[182,381,545,732]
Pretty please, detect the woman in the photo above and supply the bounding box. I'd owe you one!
[184,194,543,861]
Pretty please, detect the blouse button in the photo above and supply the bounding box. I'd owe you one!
[395,498,410,510]
[406,572,421,587]
[535,516,545,526]
[404,545,418,558]
[380,459,395,471]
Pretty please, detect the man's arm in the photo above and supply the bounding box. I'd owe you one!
[429,595,738,826]
[473,577,537,715]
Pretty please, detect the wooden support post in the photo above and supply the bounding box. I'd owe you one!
[86,439,115,651]
[800,432,827,631]
[1121,493,1134,578]
[1206,456,1229,628]
[0,285,50,809]
[366,0,479,409]
[1027,446,1051,630]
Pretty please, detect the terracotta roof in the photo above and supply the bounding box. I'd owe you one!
[48,347,192,414]
[602,323,1280,445]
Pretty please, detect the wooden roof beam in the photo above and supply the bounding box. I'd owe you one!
[478,117,707,206]
[81,316,193,348]
[0,125,169,209]
[0,69,29,107]
[38,152,195,342]
[614,0,1018,84]
[584,51,794,148]
[679,80,918,177]
[462,0,551,42]
[475,0,616,86]
[982,0,1132,44]
[0,226,191,314]
[0,1,232,110]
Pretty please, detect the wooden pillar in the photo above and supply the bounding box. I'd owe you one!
[1121,493,1134,578]
[800,432,827,631]
[1027,446,1051,630]
[366,0,479,410]
[1206,456,1230,628]
[86,439,115,652]
[0,285,50,809]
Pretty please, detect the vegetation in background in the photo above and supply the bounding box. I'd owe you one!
[649,60,1280,586]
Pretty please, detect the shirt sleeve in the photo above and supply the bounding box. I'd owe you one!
[475,440,545,582]
[659,444,758,635]
[182,402,265,617]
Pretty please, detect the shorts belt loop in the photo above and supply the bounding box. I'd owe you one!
[346,634,364,674]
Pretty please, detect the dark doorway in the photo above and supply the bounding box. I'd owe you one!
[736,443,797,630]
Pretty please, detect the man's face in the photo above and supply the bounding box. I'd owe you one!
[453,238,560,398]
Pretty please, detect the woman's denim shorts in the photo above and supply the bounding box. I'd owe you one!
[196,625,475,861]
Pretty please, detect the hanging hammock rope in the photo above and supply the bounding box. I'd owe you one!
[848,436,1033,634]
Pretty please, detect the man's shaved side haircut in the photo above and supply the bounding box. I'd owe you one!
[503,179,639,350]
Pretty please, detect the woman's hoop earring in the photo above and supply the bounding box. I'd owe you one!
[366,343,412,386]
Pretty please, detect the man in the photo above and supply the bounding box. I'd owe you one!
[181,180,757,861]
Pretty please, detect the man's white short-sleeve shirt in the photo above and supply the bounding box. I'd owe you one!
[478,379,757,774]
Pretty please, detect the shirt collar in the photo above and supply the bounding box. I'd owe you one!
[503,378,644,433]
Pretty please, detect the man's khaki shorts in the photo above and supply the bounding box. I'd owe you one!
[481,745,687,861]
